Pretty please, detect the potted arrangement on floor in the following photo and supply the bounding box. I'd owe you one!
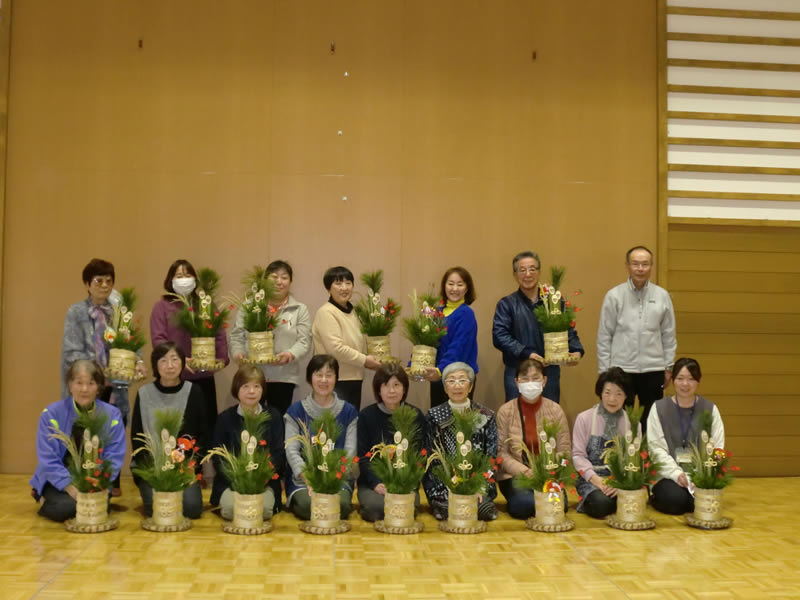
[685,411,738,530]
[228,266,280,365]
[402,290,447,381]
[427,409,496,534]
[354,269,401,364]
[203,409,278,535]
[533,266,580,365]
[602,407,661,530]
[512,420,576,532]
[366,405,426,534]
[286,411,359,535]
[49,412,119,533]
[171,267,230,372]
[132,409,201,532]
[104,287,147,382]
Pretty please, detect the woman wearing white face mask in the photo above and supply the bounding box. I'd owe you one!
[495,358,571,519]
[572,368,637,518]
[150,259,229,447]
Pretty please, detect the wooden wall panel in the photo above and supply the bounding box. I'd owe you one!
[668,222,800,475]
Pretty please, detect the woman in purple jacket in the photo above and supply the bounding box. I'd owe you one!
[150,259,229,443]
[30,360,126,522]
[424,267,479,408]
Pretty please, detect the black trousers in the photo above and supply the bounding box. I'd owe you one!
[262,382,296,416]
[582,489,617,519]
[651,478,694,515]
[623,370,665,433]
[335,380,363,411]
[192,376,219,442]
[35,483,77,522]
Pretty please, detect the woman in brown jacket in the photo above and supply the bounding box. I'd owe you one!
[496,358,571,519]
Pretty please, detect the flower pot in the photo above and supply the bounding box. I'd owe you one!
[542,331,569,365]
[247,331,275,363]
[108,348,137,379]
[189,337,219,370]
[75,491,109,526]
[447,493,478,529]
[367,335,393,363]
[407,345,437,381]
[533,489,566,526]
[152,490,184,527]
[232,492,265,530]
[686,487,732,529]
[383,492,416,529]
[606,488,655,530]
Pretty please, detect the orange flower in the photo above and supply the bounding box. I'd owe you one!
[496,457,503,464]
[340,457,348,463]
[98,448,104,454]
[196,474,203,481]
[259,440,267,446]
[272,473,279,479]
[94,470,100,476]
[95,458,102,465]
[340,465,347,473]
[420,448,427,456]
[335,472,342,479]
[365,451,372,458]
[352,456,360,463]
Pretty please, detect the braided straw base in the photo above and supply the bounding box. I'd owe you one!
[606,515,656,530]
[104,368,145,383]
[64,517,119,534]
[374,520,424,535]
[298,521,351,535]
[187,358,226,372]
[222,521,273,535]
[686,515,733,530]
[526,517,575,533]
[141,517,192,532]
[241,356,281,366]
[438,520,488,534]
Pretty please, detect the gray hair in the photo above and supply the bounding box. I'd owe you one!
[65,359,106,388]
[442,362,476,385]
[512,251,540,272]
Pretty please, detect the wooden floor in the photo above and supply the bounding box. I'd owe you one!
[4,475,798,600]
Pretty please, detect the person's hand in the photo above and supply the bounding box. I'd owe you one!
[529,353,544,362]
[235,353,246,363]
[185,361,196,375]
[524,468,533,478]
[135,361,147,377]
[423,368,441,382]
[65,484,79,501]
[374,483,387,496]
[567,352,582,366]
[364,355,382,370]
[275,351,294,365]
[664,369,672,388]
[677,473,689,488]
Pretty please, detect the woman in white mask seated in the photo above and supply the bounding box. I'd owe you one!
[150,259,229,450]
[496,358,571,519]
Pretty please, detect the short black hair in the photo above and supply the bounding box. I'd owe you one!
[512,251,540,272]
[672,357,702,382]
[439,266,476,305]
[516,358,544,378]
[231,365,267,399]
[595,367,632,398]
[162,259,198,295]
[151,341,186,376]
[625,246,653,262]
[82,259,115,285]
[306,354,339,384]
[372,363,410,403]
[323,266,354,290]
[267,260,293,281]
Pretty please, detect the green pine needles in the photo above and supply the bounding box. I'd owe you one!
[513,419,575,493]
[428,409,495,496]
[366,405,427,494]
[601,406,661,490]
[131,409,201,492]
[533,265,579,333]
[685,410,739,489]
[286,411,359,494]
[171,267,231,337]
[49,411,114,492]
[402,290,448,347]
[106,287,147,352]
[202,409,277,494]
[354,270,401,336]
[228,266,279,332]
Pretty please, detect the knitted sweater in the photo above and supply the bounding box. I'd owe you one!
[311,301,366,381]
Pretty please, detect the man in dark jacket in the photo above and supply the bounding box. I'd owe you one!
[492,251,583,403]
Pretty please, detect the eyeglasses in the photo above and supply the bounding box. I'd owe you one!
[444,378,470,387]
[516,267,539,275]
[91,276,113,287]
[517,377,543,383]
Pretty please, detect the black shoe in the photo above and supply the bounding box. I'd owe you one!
[432,506,448,521]
[478,501,498,521]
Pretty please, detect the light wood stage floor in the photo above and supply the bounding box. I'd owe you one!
[3,475,797,599]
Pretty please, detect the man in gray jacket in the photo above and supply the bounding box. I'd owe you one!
[597,246,676,430]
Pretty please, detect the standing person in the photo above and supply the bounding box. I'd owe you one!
[492,251,583,403]
[424,267,479,408]
[61,258,144,496]
[311,266,381,410]
[597,246,676,430]
[229,260,312,415]
[150,259,229,444]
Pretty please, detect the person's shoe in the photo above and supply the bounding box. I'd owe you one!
[111,487,122,497]
[432,505,448,521]
[478,501,498,521]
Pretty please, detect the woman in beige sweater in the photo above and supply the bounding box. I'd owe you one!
[496,358,571,519]
[311,266,381,409]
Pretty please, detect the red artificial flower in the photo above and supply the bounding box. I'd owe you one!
[390,309,395,315]
[193,446,199,452]
[570,472,577,479]
[718,473,724,479]
[570,488,577,495]
[196,474,203,481]
[223,323,229,329]
[435,327,440,333]
[420,448,427,456]
[482,472,490,479]
[352,456,360,463]
[95,458,103,465]
[732,466,741,472]
[272,473,279,479]
[282,319,287,325]
[489,458,496,465]
[188,306,194,312]
[189,460,196,468]
[578,495,583,501]
[94,470,100,476]
[335,472,342,479]
[269,462,274,468]
[574,307,582,312]
[565,301,571,308]
[259,440,267,446]
[229,305,235,311]
[650,470,657,475]
[550,470,556,476]
[214,311,220,317]
[721,466,727,473]
[496,457,503,464]
[365,451,372,458]
[579,469,585,476]
[644,461,650,468]
[177,437,194,451]
[570,321,576,328]
[470,473,476,478]
[104,472,110,478]
[640,450,648,460]
[98,448,104,454]
[341,456,348,463]
[340,465,347,473]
